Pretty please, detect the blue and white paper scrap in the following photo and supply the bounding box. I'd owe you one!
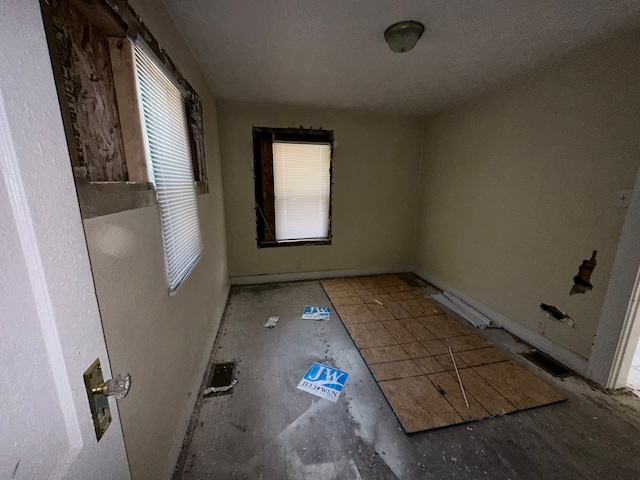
[297,362,349,402]
[301,306,331,320]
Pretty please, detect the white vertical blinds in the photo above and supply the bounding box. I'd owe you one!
[273,141,331,241]
[133,43,204,294]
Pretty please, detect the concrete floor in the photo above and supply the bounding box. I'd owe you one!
[178,279,640,480]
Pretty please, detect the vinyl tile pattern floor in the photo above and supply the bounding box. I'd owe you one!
[178,279,640,480]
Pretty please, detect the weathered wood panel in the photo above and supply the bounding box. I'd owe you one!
[51,0,128,182]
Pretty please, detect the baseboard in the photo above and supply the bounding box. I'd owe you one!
[231,264,415,285]
[414,268,589,377]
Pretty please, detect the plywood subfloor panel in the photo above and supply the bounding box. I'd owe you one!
[345,322,397,349]
[428,371,490,421]
[369,359,423,382]
[474,360,567,410]
[322,274,566,433]
[379,376,463,432]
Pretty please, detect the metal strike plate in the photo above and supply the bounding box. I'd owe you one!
[83,358,112,441]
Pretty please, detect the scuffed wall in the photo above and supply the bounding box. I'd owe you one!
[415,26,640,360]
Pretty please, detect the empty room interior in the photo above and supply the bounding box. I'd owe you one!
[4,0,640,479]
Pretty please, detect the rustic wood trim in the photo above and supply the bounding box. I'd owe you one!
[327,132,335,245]
[42,0,208,187]
[108,37,148,182]
[185,94,208,184]
[253,131,276,242]
[40,0,83,171]
[253,126,332,139]
[106,0,209,185]
[68,0,127,36]
[105,0,196,98]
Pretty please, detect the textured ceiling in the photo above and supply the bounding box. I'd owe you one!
[162,0,640,114]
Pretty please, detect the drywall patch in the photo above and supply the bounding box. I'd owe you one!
[570,250,597,295]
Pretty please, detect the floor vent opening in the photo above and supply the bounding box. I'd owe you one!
[204,361,237,396]
[521,351,572,378]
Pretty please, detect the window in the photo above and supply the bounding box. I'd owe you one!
[133,41,204,293]
[253,127,334,247]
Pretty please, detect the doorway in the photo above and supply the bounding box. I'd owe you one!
[627,339,640,395]
[586,159,640,390]
[626,303,640,396]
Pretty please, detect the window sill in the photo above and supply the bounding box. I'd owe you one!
[76,180,157,219]
[257,238,331,248]
[75,179,209,218]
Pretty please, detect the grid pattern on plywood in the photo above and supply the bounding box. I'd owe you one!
[321,274,566,433]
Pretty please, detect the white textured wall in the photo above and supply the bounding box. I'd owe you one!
[218,100,423,280]
[82,0,230,478]
[415,26,640,360]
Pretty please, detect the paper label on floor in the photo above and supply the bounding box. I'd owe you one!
[264,316,280,328]
[297,362,348,402]
[301,306,331,320]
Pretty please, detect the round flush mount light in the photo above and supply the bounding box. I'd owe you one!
[384,20,425,53]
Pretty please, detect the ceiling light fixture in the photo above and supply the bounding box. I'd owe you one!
[384,20,425,53]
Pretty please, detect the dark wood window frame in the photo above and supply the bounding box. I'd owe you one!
[253,127,334,248]
[40,0,209,218]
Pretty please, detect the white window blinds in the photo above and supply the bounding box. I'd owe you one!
[273,142,331,241]
[133,43,203,294]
